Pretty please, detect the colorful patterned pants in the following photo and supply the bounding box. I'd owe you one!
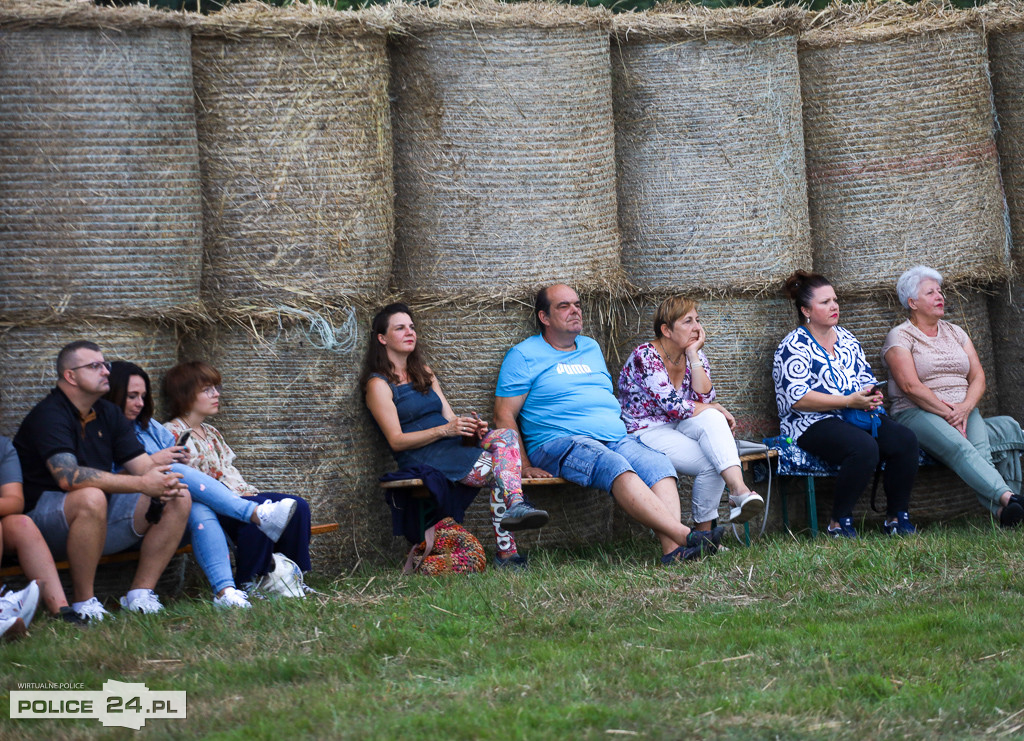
[459,428,526,557]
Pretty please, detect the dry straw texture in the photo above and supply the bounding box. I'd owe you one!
[390,2,622,300]
[0,20,202,321]
[609,294,793,443]
[180,313,396,574]
[192,4,394,313]
[0,320,178,436]
[839,288,999,417]
[409,296,614,547]
[800,13,1010,293]
[989,28,1024,253]
[612,10,809,294]
[0,0,190,30]
[988,272,1024,422]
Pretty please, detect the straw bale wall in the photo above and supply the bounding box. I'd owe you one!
[799,23,1010,293]
[390,4,621,300]
[192,6,394,312]
[0,321,178,437]
[409,295,615,547]
[610,294,792,443]
[0,23,202,321]
[611,16,810,293]
[988,273,1024,422]
[838,289,999,417]
[989,29,1024,252]
[180,314,396,574]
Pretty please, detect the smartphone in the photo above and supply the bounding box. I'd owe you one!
[869,384,884,396]
[176,430,192,448]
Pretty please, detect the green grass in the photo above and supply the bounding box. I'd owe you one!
[4,522,1024,739]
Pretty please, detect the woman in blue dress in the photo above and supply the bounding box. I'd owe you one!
[362,303,548,567]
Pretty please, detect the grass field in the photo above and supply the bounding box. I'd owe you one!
[3,520,1024,740]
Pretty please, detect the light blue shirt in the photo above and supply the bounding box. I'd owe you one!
[134,420,176,455]
[496,334,626,457]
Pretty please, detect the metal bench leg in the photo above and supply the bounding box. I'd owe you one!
[781,477,791,532]
[806,476,818,538]
[743,522,750,547]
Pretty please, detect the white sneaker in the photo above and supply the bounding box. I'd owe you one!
[74,596,113,623]
[119,590,164,615]
[0,580,40,628]
[728,492,765,525]
[213,587,252,609]
[0,616,27,641]
[255,499,298,543]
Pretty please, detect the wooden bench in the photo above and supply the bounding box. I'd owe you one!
[0,522,339,579]
[381,451,778,544]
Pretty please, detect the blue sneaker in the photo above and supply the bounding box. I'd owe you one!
[883,511,917,536]
[685,526,725,555]
[660,545,705,565]
[493,553,528,570]
[827,517,857,539]
[500,502,549,531]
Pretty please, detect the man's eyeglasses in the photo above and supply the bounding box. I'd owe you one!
[202,385,222,398]
[69,361,111,373]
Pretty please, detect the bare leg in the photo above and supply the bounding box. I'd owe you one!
[2,514,70,615]
[64,487,108,604]
[131,493,190,591]
[611,472,690,555]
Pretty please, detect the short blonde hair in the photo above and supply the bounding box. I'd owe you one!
[653,296,698,339]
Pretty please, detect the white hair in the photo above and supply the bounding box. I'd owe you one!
[896,266,943,309]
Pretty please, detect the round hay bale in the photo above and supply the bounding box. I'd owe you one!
[799,17,1010,293]
[610,294,792,442]
[0,20,202,321]
[839,288,999,417]
[179,311,393,574]
[390,2,621,300]
[611,10,810,293]
[0,320,178,437]
[192,4,395,312]
[989,28,1024,251]
[988,272,1024,421]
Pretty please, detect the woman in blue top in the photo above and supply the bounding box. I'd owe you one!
[362,303,548,567]
[773,270,918,538]
[104,362,298,607]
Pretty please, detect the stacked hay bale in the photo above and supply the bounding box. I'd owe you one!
[800,3,1010,293]
[607,8,809,533]
[388,0,624,550]
[0,1,198,429]
[611,7,810,295]
[0,1,202,597]
[798,3,1011,526]
[985,5,1024,423]
[188,3,397,573]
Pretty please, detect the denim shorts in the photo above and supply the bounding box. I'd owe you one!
[28,490,144,560]
[530,435,676,494]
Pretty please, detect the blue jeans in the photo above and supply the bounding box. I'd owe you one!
[530,435,676,493]
[173,463,256,595]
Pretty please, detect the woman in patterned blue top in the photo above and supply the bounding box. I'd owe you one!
[773,270,919,538]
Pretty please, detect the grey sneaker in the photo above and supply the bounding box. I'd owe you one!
[75,596,113,622]
[119,590,164,615]
[255,499,298,543]
[0,580,40,628]
[500,502,549,531]
[728,492,765,524]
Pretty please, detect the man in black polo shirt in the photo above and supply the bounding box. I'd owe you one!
[14,340,191,622]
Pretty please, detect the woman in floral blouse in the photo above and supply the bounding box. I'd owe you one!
[163,361,311,592]
[617,296,764,532]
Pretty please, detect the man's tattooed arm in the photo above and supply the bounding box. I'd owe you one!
[46,452,111,492]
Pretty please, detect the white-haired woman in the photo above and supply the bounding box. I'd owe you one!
[882,266,1024,527]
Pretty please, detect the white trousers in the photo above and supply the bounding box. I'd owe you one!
[631,409,740,523]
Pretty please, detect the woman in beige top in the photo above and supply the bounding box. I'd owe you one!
[882,266,1024,527]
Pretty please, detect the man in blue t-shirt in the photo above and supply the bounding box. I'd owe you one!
[495,284,722,564]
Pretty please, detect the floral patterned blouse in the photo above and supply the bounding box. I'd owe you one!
[616,342,716,434]
[164,418,259,497]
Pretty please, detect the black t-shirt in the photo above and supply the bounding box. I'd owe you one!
[13,387,146,511]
